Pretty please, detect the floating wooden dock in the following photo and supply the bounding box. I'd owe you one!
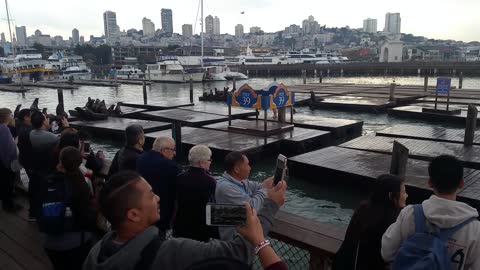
[340,135,480,169]
[376,124,480,145]
[69,117,171,138]
[120,101,194,111]
[139,107,257,127]
[49,80,121,87]
[288,146,480,210]
[291,83,427,113]
[14,82,78,90]
[248,114,363,144]
[93,79,153,85]
[203,120,332,155]
[145,127,281,160]
[0,85,29,93]
[388,105,480,125]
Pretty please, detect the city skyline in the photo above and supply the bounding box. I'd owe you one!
[2,0,480,42]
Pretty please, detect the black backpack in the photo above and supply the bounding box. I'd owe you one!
[38,173,75,235]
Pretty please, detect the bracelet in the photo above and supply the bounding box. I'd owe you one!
[254,239,271,255]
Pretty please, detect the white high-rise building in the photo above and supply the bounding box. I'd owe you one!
[363,18,377,33]
[235,24,244,38]
[384,12,401,34]
[15,26,27,45]
[142,17,155,36]
[103,11,120,41]
[213,16,220,35]
[205,15,214,35]
[1,33,5,44]
[72,28,79,45]
[182,24,193,37]
[250,26,262,34]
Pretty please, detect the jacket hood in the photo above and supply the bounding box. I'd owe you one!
[422,195,479,228]
[83,226,158,270]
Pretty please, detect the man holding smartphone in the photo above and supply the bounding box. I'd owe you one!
[215,151,275,240]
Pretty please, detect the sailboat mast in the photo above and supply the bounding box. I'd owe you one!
[200,0,204,67]
[5,0,15,56]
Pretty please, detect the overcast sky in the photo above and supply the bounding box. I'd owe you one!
[2,0,479,42]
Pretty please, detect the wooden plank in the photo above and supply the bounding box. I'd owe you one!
[0,232,50,270]
[140,109,229,127]
[120,101,194,110]
[0,250,24,270]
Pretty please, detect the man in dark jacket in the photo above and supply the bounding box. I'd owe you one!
[173,144,218,241]
[108,125,144,178]
[82,171,288,270]
[136,136,180,238]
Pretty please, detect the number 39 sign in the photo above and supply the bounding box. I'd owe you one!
[229,84,261,109]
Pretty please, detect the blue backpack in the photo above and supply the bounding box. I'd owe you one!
[392,204,475,270]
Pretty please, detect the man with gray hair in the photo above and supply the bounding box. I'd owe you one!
[173,145,219,241]
[136,136,180,238]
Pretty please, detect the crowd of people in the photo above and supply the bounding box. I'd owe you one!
[1,105,480,270]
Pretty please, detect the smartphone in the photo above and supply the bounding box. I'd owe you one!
[273,154,287,186]
[206,204,246,226]
[83,141,91,153]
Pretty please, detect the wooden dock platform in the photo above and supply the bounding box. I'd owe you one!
[340,135,480,169]
[288,146,480,210]
[388,105,480,125]
[145,127,281,160]
[93,79,153,85]
[49,80,121,87]
[70,117,171,138]
[15,82,78,90]
[248,114,363,144]
[376,124,480,145]
[0,85,29,93]
[203,120,332,155]
[119,101,194,111]
[292,83,427,113]
[139,107,256,127]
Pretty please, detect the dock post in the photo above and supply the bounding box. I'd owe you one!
[143,80,148,105]
[172,120,183,161]
[319,74,322,83]
[228,104,232,126]
[278,107,286,123]
[424,75,429,92]
[389,83,396,101]
[57,89,64,106]
[464,104,478,146]
[233,77,237,90]
[189,77,194,104]
[303,70,306,84]
[459,72,463,89]
[390,141,409,177]
[273,76,277,81]
[264,109,268,145]
[290,105,294,124]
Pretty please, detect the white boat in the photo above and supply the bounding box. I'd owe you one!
[203,65,248,81]
[116,65,144,79]
[1,54,47,82]
[45,52,92,80]
[146,57,205,83]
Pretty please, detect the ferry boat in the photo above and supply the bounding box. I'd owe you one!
[146,57,205,83]
[116,65,144,79]
[1,54,47,82]
[203,65,248,81]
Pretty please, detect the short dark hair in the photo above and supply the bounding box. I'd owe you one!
[428,155,463,194]
[371,174,404,207]
[31,111,46,129]
[125,125,144,146]
[224,151,245,173]
[59,146,82,172]
[59,133,80,151]
[100,171,143,229]
[17,109,32,122]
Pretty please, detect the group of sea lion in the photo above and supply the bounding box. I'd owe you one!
[13,98,68,122]
[69,97,122,120]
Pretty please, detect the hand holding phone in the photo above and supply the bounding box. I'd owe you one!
[273,154,287,186]
[236,203,265,246]
[83,141,91,153]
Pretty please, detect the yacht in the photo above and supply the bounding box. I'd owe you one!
[116,65,144,79]
[146,57,205,83]
[1,54,46,82]
[45,52,92,80]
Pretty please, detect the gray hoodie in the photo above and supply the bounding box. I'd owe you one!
[382,195,480,270]
[82,198,279,270]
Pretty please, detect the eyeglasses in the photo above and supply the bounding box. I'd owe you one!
[165,147,176,152]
